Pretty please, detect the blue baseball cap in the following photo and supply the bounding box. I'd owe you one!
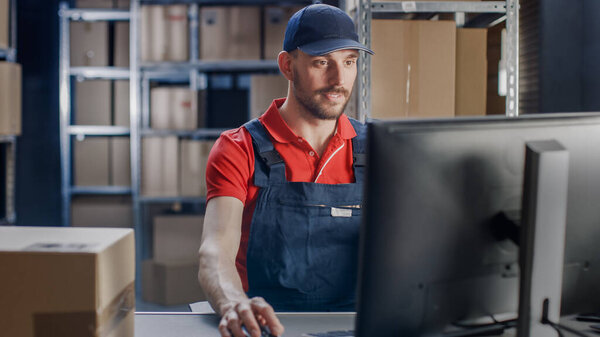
[283,4,374,56]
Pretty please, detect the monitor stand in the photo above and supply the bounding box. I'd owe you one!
[517,140,569,337]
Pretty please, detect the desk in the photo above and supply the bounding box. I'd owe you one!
[134,313,595,337]
[135,312,355,337]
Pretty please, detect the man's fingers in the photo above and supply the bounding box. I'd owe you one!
[250,297,285,336]
[218,316,233,337]
[236,302,262,337]
[222,310,245,337]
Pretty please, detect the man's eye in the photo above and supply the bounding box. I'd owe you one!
[345,60,356,66]
[316,60,328,66]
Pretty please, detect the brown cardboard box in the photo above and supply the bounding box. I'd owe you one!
[371,20,456,119]
[180,140,214,197]
[71,22,108,67]
[114,22,129,67]
[153,215,204,262]
[455,28,488,116]
[200,7,260,60]
[263,6,301,59]
[75,80,111,125]
[111,137,131,186]
[71,196,133,228]
[0,62,21,135]
[142,259,206,306]
[74,137,110,186]
[142,136,179,196]
[0,227,135,337]
[114,80,130,126]
[0,0,8,49]
[140,5,188,62]
[151,87,198,130]
[250,74,288,119]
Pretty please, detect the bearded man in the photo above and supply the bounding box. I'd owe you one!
[197,5,374,337]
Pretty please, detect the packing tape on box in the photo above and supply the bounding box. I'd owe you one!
[32,282,134,337]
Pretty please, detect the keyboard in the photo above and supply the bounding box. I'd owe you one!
[303,330,355,337]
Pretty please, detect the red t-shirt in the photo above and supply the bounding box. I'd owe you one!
[205,98,358,291]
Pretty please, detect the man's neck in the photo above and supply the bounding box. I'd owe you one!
[279,96,339,157]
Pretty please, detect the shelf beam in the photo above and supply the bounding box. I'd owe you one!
[68,125,131,136]
[140,60,280,77]
[371,1,506,13]
[70,186,133,195]
[70,67,131,80]
[140,128,225,138]
[60,8,130,21]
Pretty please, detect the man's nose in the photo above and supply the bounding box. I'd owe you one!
[327,62,345,86]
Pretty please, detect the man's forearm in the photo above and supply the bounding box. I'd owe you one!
[198,244,247,315]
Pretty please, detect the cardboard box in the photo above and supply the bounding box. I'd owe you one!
[371,20,456,119]
[71,196,133,228]
[0,0,8,49]
[250,74,288,119]
[142,259,206,306]
[0,226,135,337]
[153,215,204,262]
[180,140,214,197]
[142,136,179,196]
[0,62,21,135]
[114,80,130,127]
[264,6,301,59]
[110,137,131,186]
[74,137,110,186]
[75,80,111,125]
[151,87,198,130]
[200,7,260,60]
[71,22,108,67]
[455,28,488,116]
[114,22,129,67]
[140,5,188,62]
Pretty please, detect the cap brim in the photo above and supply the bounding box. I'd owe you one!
[298,38,374,56]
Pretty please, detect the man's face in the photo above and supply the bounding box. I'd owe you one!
[290,49,359,120]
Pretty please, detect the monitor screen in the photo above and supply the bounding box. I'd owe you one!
[356,113,600,336]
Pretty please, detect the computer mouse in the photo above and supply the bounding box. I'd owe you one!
[241,325,277,337]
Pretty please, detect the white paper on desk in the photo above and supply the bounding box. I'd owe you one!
[189,301,216,313]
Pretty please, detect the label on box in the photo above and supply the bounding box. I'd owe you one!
[23,242,98,252]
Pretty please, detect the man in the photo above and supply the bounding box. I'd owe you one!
[198,4,374,337]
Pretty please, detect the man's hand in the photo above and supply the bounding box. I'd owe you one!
[218,297,284,337]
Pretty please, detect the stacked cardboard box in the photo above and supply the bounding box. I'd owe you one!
[141,5,188,62]
[71,196,133,228]
[371,20,488,119]
[75,80,111,125]
[199,7,260,60]
[180,140,214,197]
[74,136,130,187]
[263,6,302,59]
[142,136,179,196]
[114,22,129,67]
[0,61,21,135]
[143,215,207,305]
[0,0,8,49]
[71,22,108,67]
[114,80,130,127]
[249,74,288,119]
[151,87,200,130]
[0,227,135,337]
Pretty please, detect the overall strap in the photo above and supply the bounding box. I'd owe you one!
[243,119,286,187]
[348,118,367,182]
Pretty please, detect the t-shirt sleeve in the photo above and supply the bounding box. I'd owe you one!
[206,129,254,204]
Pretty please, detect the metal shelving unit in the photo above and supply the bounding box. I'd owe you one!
[58,3,132,228]
[356,0,520,121]
[129,0,316,292]
[1,0,18,225]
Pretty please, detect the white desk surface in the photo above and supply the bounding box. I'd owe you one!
[135,312,355,337]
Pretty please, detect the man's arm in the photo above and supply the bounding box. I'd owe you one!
[198,196,284,337]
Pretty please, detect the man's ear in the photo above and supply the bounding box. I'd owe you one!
[278,51,294,82]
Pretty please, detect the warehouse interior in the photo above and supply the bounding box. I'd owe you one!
[3,0,600,335]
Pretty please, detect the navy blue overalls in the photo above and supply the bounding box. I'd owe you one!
[242,118,366,312]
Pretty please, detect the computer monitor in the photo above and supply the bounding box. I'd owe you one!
[356,113,600,336]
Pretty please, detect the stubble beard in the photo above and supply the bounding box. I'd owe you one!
[292,69,352,121]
